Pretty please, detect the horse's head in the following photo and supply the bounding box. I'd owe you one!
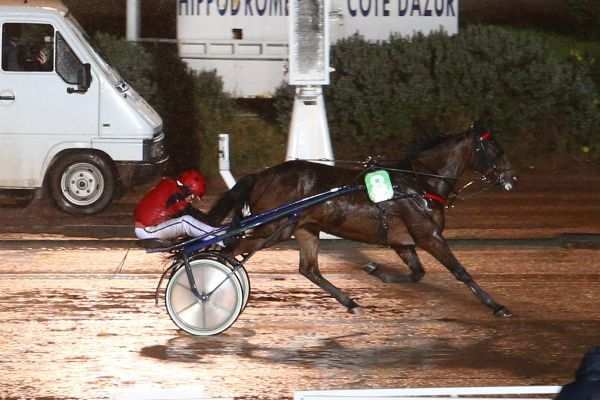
[470,128,517,191]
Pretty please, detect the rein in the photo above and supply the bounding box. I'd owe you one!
[298,132,508,209]
[299,157,458,181]
[299,157,481,208]
[374,166,457,181]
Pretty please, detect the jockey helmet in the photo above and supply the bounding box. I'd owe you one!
[178,169,206,197]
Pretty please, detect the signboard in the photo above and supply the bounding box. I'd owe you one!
[177,0,459,97]
[288,0,329,85]
[177,0,458,41]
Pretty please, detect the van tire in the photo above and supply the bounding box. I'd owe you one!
[49,152,116,215]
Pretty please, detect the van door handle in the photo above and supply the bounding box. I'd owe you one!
[0,95,15,101]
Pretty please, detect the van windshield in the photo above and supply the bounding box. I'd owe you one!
[64,14,128,92]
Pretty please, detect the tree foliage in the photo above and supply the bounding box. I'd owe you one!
[274,25,600,159]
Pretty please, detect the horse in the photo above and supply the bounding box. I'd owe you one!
[207,126,517,317]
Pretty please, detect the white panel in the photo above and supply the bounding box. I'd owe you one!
[92,139,144,161]
[183,58,287,98]
[294,386,561,400]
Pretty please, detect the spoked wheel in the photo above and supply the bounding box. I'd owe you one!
[165,258,245,336]
[199,253,250,310]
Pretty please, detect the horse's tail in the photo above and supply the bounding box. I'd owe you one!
[207,174,257,225]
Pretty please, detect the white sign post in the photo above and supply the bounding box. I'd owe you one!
[286,0,334,165]
[126,0,140,41]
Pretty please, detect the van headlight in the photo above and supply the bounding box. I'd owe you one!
[144,132,168,163]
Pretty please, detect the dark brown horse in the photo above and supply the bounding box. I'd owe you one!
[208,127,517,317]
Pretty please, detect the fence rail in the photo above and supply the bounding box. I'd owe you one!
[137,38,289,60]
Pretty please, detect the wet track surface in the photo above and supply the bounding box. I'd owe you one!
[0,170,599,399]
[1,242,600,399]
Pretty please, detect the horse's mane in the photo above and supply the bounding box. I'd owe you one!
[402,133,457,162]
[405,135,445,159]
[388,130,469,170]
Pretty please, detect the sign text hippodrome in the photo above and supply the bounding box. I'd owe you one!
[178,0,456,17]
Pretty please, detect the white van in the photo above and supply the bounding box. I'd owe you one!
[0,0,167,214]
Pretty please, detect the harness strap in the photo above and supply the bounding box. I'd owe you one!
[375,203,389,244]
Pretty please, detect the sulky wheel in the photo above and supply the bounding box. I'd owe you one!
[165,257,244,336]
[195,252,250,310]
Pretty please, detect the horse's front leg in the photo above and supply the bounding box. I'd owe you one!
[415,232,512,317]
[295,227,360,313]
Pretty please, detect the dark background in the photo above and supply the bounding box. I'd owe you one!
[63,0,176,38]
[63,0,589,39]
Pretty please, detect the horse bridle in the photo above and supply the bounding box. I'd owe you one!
[442,131,514,207]
[473,131,511,186]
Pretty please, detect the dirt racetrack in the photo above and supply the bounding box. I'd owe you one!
[1,233,600,399]
[0,166,599,399]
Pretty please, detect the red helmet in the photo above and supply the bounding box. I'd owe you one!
[178,169,206,197]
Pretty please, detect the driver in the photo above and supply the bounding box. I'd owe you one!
[134,169,220,242]
[2,23,51,71]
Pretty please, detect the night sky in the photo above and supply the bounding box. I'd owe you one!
[63,0,176,38]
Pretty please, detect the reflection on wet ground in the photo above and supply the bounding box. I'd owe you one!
[1,244,599,399]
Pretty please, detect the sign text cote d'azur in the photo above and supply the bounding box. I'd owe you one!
[178,0,456,17]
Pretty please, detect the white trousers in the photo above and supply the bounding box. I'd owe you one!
[135,215,218,241]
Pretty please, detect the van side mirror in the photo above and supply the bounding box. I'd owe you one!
[67,63,91,94]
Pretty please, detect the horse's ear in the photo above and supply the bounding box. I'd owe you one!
[470,120,493,140]
[471,120,487,133]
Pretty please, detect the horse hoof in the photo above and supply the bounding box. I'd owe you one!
[494,306,512,318]
[363,262,378,274]
[348,306,363,315]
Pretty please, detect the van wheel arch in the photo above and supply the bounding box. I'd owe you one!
[47,150,118,215]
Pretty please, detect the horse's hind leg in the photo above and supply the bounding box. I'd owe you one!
[415,234,511,317]
[364,245,425,283]
[295,227,360,313]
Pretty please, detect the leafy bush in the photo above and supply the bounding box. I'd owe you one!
[182,72,286,175]
[274,25,600,160]
[92,33,157,101]
[227,116,287,174]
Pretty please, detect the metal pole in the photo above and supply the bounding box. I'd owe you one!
[126,0,141,41]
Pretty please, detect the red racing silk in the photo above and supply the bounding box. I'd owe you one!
[134,178,189,227]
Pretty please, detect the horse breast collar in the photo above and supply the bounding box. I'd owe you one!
[423,191,447,206]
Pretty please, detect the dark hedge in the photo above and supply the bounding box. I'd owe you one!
[274,25,600,159]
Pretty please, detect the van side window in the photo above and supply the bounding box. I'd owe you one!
[56,32,83,84]
[1,23,54,72]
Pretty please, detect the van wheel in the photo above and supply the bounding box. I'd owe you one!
[49,153,115,215]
